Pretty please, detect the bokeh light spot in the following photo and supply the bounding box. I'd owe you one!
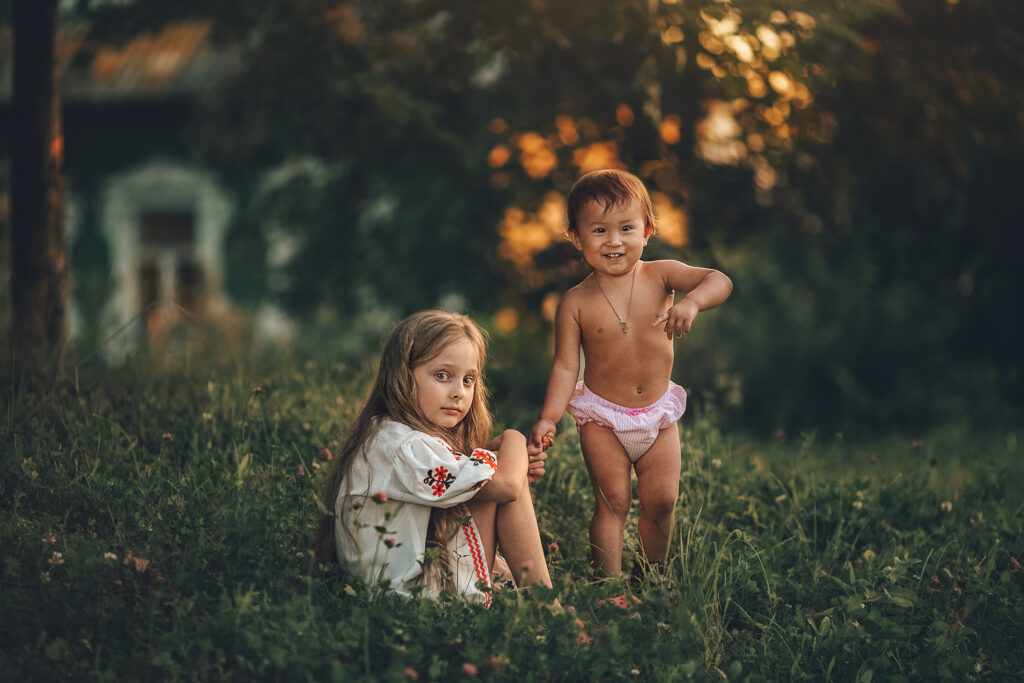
[541,293,560,322]
[660,115,682,144]
[494,307,519,334]
[497,192,567,265]
[616,103,635,127]
[555,115,579,146]
[517,132,558,178]
[573,142,622,173]
[488,144,511,168]
[652,193,689,248]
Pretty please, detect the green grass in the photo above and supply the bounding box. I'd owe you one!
[2,357,1022,681]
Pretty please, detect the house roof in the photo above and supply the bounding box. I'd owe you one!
[0,20,241,103]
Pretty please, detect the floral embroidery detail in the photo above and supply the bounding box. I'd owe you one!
[468,448,497,470]
[424,465,456,497]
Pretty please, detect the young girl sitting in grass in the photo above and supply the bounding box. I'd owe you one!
[313,310,553,605]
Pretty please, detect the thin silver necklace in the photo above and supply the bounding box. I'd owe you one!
[594,263,638,334]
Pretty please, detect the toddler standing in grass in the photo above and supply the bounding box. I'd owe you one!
[528,169,732,578]
[314,311,553,605]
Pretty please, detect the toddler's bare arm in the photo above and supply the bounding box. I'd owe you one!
[651,262,733,339]
[530,295,582,452]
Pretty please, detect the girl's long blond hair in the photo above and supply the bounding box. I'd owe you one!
[313,311,492,570]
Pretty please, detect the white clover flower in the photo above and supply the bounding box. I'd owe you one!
[940,501,953,512]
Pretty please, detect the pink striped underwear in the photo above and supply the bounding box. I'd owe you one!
[566,381,686,462]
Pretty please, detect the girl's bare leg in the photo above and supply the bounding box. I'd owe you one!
[634,425,682,566]
[497,479,553,588]
[467,479,552,589]
[578,422,633,577]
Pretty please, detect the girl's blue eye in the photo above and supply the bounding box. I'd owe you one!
[435,372,450,381]
[463,376,476,387]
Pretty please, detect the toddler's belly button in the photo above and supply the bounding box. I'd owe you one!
[636,386,645,395]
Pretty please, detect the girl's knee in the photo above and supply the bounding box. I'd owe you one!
[504,477,532,505]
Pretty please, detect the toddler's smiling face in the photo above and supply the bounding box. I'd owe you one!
[570,197,652,276]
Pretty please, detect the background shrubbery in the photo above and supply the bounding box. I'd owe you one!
[2,0,1019,434]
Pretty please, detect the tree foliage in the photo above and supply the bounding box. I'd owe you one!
[67,0,1024,430]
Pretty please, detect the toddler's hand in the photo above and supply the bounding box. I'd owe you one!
[653,299,700,339]
[528,419,557,452]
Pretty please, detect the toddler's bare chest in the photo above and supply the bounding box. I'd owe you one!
[578,288,673,338]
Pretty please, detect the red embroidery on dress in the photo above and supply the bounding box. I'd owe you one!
[424,465,456,497]
[455,504,491,607]
[468,449,497,471]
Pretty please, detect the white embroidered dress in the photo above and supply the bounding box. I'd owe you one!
[334,419,498,605]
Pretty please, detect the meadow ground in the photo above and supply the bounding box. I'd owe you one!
[2,357,1022,681]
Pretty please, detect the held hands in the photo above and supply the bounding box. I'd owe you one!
[488,428,547,483]
[652,298,700,339]
[526,419,557,482]
[528,419,556,453]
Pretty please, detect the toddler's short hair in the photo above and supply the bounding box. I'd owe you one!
[567,169,656,235]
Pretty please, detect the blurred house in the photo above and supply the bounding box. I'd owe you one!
[0,21,291,358]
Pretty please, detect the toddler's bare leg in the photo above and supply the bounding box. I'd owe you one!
[466,480,552,589]
[634,425,682,567]
[579,422,633,577]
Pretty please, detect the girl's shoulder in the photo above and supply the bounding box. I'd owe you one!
[375,418,426,444]
[374,419,454,454]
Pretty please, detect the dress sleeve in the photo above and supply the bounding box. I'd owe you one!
[391,434,497,508]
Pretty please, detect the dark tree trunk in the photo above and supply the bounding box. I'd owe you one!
[10,0,68,380]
